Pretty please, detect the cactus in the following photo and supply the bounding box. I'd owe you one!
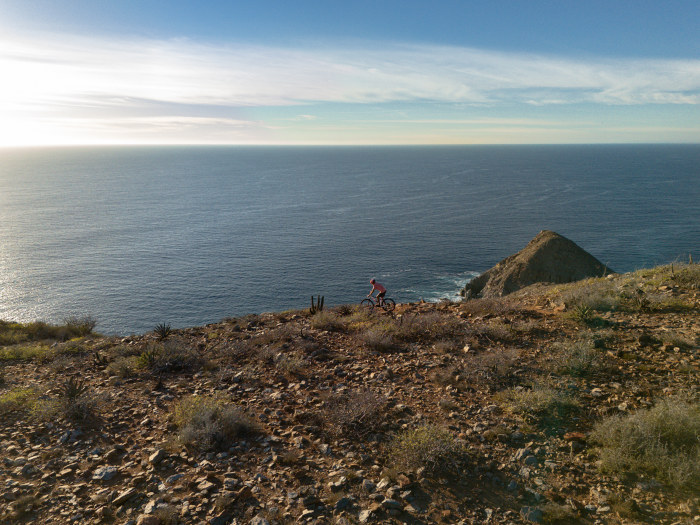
[310,295,325,314]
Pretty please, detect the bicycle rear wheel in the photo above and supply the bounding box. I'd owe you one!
[360,299,374,310]
[382,298,396,311]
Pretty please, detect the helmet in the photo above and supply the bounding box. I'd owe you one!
[370,278,376,284]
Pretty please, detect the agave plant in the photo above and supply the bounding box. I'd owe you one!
[62,376,89,401]
[154,323,172,341]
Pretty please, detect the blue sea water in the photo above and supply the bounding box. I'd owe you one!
[0,144,698,335]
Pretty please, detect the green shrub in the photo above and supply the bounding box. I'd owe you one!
[106,355,140,377]
[172,395,258,451]
[0,387,38,415]
[137,346,159,368]
[496,385,579,432]
[0,317,97,346]
[389,425,465,475]
[591,398,700,490]
[0,343,51,362]
[63,315,97,336]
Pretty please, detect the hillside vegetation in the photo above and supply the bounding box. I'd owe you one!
[0,263,698,524]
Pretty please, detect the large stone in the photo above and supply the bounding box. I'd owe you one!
[520,506,544,523]
[113,487,138,506]
[136,515,160,525]
[92,466,118,481]
[148,449,168,465]
[462,230,613,298]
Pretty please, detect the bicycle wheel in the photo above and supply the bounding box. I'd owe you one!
[360,298,375,310]
[382,298,396,311]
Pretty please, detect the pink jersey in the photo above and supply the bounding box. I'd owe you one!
[372,282,386,293]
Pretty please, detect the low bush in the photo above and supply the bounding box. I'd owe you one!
[392,312,462,343]
[591,398,700,490]
[34,377,100,423]
[459,297,518,316]
[359,327,397,352]
[554,340,604,377]
[389,425,465,475]
[274,352,305,375]
[106,356,140,377]
[477,321,516,343]
[63,315,98,336]
[0,387,38,415]
[0,316,97,346]
[560,280,619,312]
[137,341,204,374]
[309,311,346,332]
[462,348,520,389]
[660,331,695,350]
[670,262,700,288]
[60,377,98,422]
[0,343,51,362]
[323,389,386,436]
[172,395,258,451]
[496,385,579,432]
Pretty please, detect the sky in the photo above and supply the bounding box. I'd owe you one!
[1,0,699,146]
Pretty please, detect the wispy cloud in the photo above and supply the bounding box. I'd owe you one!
[0,31,699,144]
[3,33,699,109]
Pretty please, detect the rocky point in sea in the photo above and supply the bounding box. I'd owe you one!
[461,230,614,299]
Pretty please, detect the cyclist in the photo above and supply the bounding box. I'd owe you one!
[368,278,387,306]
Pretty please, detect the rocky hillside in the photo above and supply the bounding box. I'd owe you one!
[461,231,614,299]
[0,263,698,525]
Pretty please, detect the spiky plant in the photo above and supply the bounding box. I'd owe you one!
[62,376,89,402]
[154,323,172,341]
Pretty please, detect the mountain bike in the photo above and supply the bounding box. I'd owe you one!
[360,296,396,312]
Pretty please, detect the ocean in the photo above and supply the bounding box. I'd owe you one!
[1,144,698,335]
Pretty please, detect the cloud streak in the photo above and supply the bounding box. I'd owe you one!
[1,32,699,144]
[3,33,700,109]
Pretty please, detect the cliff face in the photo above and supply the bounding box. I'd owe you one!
[462,230,614,298]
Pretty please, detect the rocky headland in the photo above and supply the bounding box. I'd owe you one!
[461,231,614,299]
[1,238,698,525]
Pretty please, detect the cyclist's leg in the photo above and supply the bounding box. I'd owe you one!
[377,291,386,306]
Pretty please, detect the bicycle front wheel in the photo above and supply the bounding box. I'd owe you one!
[382,298,396,311]
[360,299,375,310]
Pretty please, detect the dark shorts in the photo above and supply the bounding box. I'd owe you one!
[377,291,386,299]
